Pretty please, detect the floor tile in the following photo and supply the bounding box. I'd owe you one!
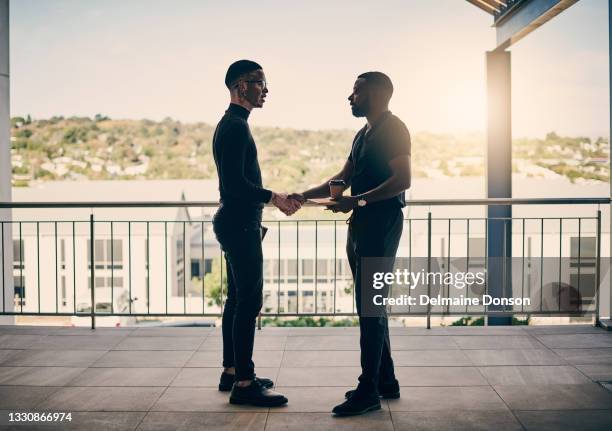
[478,365,590,385]
[1,350,106,367]
[387,386,509,411]
[0,411,145,430]
[38,386,165,411]
[394,367,488,386]
[277,367,360,387]
[575,364,612,381]
[0,386,59,409]
[494,383,612,410]
[281,351,359,367]
[535,334,612,349]
[391,336,460,350]
[0,335,45,349]
[523,325,604,335]
[390,410,523,431]
[552,348,612,365]
[392,350,472,366]
[131,327,213,337]
[30,335,121,350]
[464,349,567,366]
[453,335,543,350]
[93,350,193,368]
[515,409,612,431]
[68,367,180,387]
[151,387,268,412]
[0,367,86,386]
[114,337,202,351]
[137,411,267,431]
[265,411,394,431]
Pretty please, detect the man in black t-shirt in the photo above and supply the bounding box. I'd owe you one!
[293,72,411,416]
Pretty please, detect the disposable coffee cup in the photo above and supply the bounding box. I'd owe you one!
[329,180,346,199]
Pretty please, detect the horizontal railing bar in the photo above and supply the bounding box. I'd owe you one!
[0,197,609,209]
[0,217,599,224]
[0,311,596,317]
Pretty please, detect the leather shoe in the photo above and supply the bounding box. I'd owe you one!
[229,379,288,407]
[345,380,400,400]
[218,372,274,392]
[332,392,381,416]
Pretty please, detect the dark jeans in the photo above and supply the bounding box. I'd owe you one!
[346,208,403,395]
[213,218,263,382]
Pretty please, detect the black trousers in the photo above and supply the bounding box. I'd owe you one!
[346,207,403,395]
[213,219,263,382]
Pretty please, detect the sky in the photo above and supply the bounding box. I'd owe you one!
[9,0,610,138]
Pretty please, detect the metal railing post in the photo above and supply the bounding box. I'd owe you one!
[89,213,95,330]
[427,211,432,329]
[596,209,601,326]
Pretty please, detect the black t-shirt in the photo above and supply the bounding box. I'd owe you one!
[348,111,411,212]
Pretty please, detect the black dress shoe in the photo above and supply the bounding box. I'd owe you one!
[332,393,381,416]
[229,379,288,407]
[218,372,274,392]
[345,380,400,400]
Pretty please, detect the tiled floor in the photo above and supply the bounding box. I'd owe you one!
[0,324,611,430]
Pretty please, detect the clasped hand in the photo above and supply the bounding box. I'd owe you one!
[271,192,302,216]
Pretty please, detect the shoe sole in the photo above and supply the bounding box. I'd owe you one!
[229,396,288,407]
[344,392,400,400]
[333,403,381,417]
[220,383,274,392]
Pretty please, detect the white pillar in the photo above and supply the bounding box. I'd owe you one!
[0,0,13,324]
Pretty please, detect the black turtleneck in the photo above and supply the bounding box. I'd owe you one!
[212,103,272,222]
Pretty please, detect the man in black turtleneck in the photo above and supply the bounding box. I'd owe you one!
[212,60,298,408]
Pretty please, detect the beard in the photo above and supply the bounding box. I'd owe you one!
[246,92,263,108]
[351,100,369,117]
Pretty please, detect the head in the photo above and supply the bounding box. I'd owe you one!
[225,60,268,110]
[348,71,394,117]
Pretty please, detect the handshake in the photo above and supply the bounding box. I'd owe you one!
[270,192,306,216]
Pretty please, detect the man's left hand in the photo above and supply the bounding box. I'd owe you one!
[326,196,357,213]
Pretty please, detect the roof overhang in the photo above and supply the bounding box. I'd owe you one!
[466,0,580,50]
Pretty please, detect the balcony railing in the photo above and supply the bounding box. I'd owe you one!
[0,198,609,328]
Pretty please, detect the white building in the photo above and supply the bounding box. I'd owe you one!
[5,177,610,326]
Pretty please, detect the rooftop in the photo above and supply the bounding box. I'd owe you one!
[1,324,611,430]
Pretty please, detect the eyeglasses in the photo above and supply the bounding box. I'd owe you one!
[244,79,267,89]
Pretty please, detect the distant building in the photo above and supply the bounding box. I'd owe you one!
[6,177,609,325]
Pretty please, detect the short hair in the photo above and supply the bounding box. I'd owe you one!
[225,60,263,89]
[357,71,394,100]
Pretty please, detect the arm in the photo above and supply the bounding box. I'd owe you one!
[328,155,411,213]
[297,159,354,200]
[355,155,411,203]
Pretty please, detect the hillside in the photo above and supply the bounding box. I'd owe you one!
[9,115,609,194]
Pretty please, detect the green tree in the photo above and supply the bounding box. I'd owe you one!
[203,257,227,307]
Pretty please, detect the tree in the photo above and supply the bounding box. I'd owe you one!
[202,257,227,307]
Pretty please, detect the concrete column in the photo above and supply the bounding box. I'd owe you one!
[486,50,512,325]
[0,0,13,324]
[608,0,611,321]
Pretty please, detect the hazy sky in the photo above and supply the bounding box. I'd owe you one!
[9,0,610,138]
